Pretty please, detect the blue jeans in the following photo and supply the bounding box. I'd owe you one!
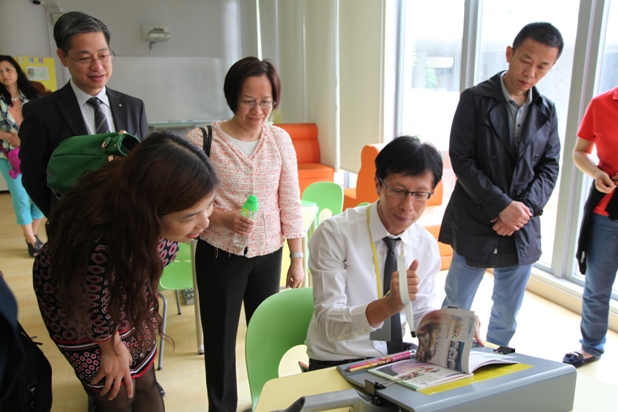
[442,251,532,346]
[0,158,44,225]
[580,213,618,358]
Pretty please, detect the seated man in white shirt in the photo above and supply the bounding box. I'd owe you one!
[305,136,480,370]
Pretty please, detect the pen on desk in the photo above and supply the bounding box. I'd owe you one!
[347,350,414,372]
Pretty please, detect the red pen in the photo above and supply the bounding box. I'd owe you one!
[347,350,414,372]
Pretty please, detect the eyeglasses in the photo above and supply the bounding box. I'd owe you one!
[66,50,115,66]
[379,178,433,201]
[238,99,275,110]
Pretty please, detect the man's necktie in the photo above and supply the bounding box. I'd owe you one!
[87,97,110,134]
[383,237,404,354]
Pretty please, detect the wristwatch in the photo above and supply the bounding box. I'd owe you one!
[289,252,304,259]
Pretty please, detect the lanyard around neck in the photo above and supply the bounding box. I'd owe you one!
[366,205,405,299]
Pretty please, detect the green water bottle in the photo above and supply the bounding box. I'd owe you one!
[233,194,259,248]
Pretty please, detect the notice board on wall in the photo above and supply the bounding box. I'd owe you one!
[16,56,57,92]
[107,56,233,124]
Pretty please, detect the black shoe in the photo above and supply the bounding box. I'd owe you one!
[563,351,600,368]
[35,235,44,249]
[27,240,40,257]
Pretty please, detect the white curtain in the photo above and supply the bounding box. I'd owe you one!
[259,0,389,173]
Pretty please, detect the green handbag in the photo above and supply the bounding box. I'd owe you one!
[47,131,140,198]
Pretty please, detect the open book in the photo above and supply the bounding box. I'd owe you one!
[368,307,517,390]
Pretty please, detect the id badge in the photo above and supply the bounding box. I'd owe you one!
[369,317,391,341]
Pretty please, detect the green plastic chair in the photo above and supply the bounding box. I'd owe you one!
[301,181,344,224]
[157,242,194,370]
[245,288,314,411]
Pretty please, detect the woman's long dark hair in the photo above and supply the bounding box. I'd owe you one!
[0,55,40,106]
[46,131,218,347]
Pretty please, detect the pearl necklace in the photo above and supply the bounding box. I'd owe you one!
[11,96,20,102]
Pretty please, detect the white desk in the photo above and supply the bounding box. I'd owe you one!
[255,368,352,412]
[255,360,616,411]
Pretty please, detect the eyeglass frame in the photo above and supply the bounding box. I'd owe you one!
[66,49,115,66]
[237,99,276,110]
[379,178,433,201]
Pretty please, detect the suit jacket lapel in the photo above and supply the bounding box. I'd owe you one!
[107,89,128,132]
[55,83,88,136]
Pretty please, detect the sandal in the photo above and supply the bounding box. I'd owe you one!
[562,351,599,368]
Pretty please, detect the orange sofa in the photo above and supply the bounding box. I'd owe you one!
[275,123,335,194]
[343,143,452,270]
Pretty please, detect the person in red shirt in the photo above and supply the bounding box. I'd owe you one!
[565,86,618,367]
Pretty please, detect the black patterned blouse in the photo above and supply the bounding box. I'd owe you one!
[33,237,179,390]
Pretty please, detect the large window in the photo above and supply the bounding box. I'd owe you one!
[598,0,618,95]
[572,0,618,296]
[399,0,464,195]
[395,1,618,296]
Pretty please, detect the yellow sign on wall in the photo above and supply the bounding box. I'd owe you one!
[16,56,57,93]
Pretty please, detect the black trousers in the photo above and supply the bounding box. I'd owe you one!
[195,239,282,412]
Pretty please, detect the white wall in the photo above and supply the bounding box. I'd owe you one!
[260,0,388,173]
[0,0,252,90]
[0,0,387,175]
[0,1,49,56]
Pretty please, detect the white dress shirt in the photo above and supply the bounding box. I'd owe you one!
[305,202,440,361]
[70,80,116,134]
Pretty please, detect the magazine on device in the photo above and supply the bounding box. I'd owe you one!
[367,307,517,390]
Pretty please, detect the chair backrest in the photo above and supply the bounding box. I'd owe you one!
[302,181,344,223]
[355,144,385,204]
[245,288,314,410]
[158,242,193,291]
[355,144,444,206]
[427,179,443,206]
[274,123,320,164]
[174,242,192,262]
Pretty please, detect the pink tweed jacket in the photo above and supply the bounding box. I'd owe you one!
[186,121,305,257]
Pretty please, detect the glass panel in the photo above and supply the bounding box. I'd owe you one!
[400,0,464,198]
[576,0,618,296]
[477,0,580,267]
[598,0,618,95]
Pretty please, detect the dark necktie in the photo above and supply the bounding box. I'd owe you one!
[87,97,110,134]
[383,237,404,354]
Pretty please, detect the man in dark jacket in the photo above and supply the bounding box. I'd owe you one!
[19,12,148,217]
[439,22,563,346]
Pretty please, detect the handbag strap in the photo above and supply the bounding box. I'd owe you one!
[199,125,213,157]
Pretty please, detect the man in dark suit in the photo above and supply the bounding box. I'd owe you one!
[19,11,149,216]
